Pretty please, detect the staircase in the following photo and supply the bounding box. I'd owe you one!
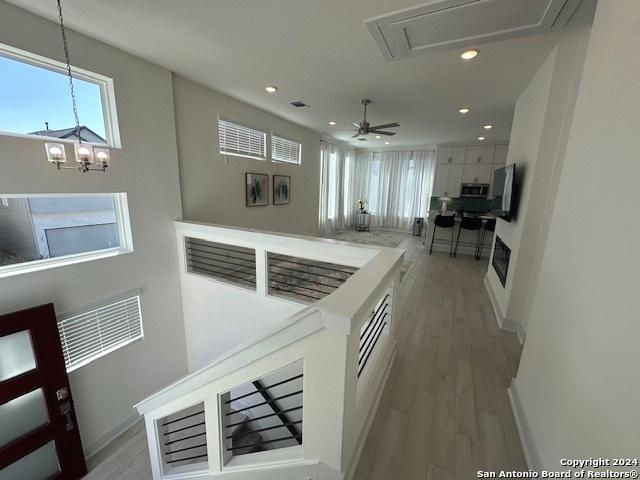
[135,221,404,479]
[229,417,265,455]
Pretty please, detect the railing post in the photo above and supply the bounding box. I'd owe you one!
[144,414,164,479]
[255,247,267,297]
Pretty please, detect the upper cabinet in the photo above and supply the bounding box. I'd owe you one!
[432,143,509,200]
[493,144,508,165]
[464,145,495,164]
[462,163,493,184]
[436,145,466,164]
[433,163,464,198]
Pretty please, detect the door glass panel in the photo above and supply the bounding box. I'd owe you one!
[0,388,50,448]
[0,440,60,480]
[0,330,36,382]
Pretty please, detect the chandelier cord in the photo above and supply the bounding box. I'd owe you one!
[56,0,81,144]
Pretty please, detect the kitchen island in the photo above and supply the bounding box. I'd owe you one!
[424,210,496,258]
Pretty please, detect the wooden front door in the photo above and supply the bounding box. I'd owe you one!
[0,304,87,479]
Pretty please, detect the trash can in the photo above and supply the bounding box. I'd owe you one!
[413,217,424,236]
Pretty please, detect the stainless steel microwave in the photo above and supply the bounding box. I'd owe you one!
[460,183,489,198]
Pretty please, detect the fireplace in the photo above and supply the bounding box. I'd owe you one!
[492,236,511,287]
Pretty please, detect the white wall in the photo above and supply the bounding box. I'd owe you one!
[512,0,640,468]
[485,6,593,337]
[0,2,188,455]
[485,50,555,323]
[172,75,322,236]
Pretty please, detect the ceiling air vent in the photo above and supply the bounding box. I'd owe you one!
[290,101,309,108]
[365,0,584,61]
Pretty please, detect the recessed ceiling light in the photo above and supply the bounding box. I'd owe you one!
[458,107,471,114]
[265,85,277,93]
[478,136,485,141]
[375,135,381,139]
[384,141,390,145]
[483,124,493,130]
[460,49,479,60]
[328,121,337,126]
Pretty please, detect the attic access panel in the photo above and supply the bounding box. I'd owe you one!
[366,0,583,61]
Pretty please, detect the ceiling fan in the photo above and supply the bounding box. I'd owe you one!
[352,99,399,139]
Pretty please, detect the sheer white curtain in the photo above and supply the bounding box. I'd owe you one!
[318,141,355,234]
[354,149,435,231]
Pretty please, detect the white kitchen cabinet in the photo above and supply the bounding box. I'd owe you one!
[462,163,493,184]
[465,145,495,164]
[493,144,508,165]
[436,145,466,164]
[433,164,463,197]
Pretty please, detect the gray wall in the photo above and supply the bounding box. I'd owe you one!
[0,2,188,455]
[172,75,321,236]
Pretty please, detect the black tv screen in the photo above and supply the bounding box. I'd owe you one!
[492,164,516,221]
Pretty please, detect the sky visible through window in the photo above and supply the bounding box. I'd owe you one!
[0,54,106,138]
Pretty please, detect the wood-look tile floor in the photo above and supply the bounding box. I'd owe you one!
[82,235,525,479]
[353,236,526,480]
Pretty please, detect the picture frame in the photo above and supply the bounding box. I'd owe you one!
[272,175,291,205]
[245,173,268,207]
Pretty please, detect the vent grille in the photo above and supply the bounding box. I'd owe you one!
[289,101,309,108]
[186,237,256,290]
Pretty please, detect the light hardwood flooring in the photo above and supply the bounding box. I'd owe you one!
[353,236,526,480]
[82,235,524,479]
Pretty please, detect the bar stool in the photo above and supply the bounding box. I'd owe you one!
[429,214,456,256]
[477,218,496,259]
[454,217,483,259]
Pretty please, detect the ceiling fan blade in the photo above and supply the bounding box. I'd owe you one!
[352,122,362,128]
[369,122,399,130]
[352,132,361,138]
[369,129,396,136]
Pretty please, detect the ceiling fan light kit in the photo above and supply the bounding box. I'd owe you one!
[352,99,400,140]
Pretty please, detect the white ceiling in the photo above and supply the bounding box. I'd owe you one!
[6,0,594,148]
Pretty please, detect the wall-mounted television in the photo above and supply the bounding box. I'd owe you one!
[492,164,517,222]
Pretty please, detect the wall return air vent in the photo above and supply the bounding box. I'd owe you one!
[365,0,584,61]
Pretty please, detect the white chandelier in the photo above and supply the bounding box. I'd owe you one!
[45,0,110,173]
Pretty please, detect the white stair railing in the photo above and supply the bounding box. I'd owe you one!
[135,221,404,479]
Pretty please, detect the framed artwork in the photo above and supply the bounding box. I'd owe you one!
[245,173,268,207]
[273,175,291,205]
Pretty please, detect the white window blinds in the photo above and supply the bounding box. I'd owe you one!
[57,293,143,372]
[272,134,301,164]
[218,118,266,160]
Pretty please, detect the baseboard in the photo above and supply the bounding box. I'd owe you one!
[343,343,397,480]
[84,412,143,460]
[508,380,543,471]
[483,274,525,344]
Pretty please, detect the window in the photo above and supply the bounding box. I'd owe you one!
[0,193,133,278]
[0,43,119,147]
[271,134,301,164]
[57,292,143,372]
[218,117,266,160]
[327,150,339,219]
[368,157,381,215]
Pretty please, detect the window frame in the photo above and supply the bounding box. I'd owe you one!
[0,192,133,279]
[218,116,267,161]
[0,42,121,148]
[271,133,302,165]
[56,289,144,373]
